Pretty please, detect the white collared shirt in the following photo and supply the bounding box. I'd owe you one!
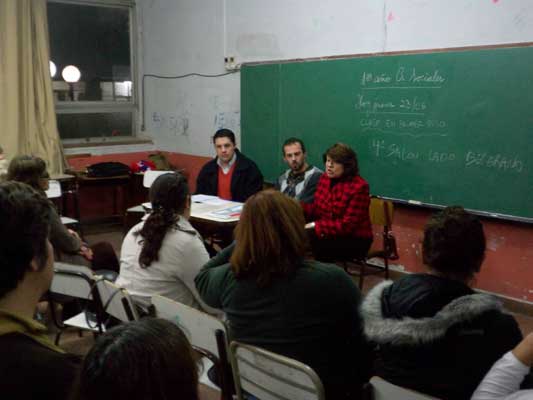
[217,152,237,174]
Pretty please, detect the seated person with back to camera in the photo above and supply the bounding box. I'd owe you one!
[0,182,81,399]
[361,206,523,400]
[116,172,218,314]
[302,143,373,262]
[276,137,322,203]
[473,331,533,400]
[71,318,199,400]
[6,155,119,273]
[195,190,370,400]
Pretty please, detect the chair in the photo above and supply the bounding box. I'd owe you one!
[344,197,398,289]
[142,170,173,188]
[369,377,440,400]
[231,341,326,400]
[46,179,81,232]
[151,295,234,400]
[96,279,139,323]
[48,262,105,344]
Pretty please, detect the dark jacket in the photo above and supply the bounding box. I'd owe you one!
[0,311,81,400]
[361,275,522,400]
[195,254,370,399]
[195,150,263,202]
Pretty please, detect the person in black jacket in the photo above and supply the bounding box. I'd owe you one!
[361,206,522,400]
[0,182,80,399]
[196,129,263,202]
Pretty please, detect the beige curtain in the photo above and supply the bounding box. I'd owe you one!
[0,0,65,174]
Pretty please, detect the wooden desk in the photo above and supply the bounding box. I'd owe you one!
[75,173,131,224]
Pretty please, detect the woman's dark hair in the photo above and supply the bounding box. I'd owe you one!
[7,155,49,192]
[74,318,199,400]
[231,190,308,287]
[322,143,359,178]
[137,172,189,268]
[423,206,486,281]
[0,182,52,298]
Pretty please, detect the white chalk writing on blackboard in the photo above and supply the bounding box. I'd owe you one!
[361,67,445,87]
[370,139,524,173]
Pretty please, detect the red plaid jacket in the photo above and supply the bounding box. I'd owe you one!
[302,174,372,239]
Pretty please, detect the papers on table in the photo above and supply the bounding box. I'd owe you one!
[191,194,234,206]
[139,196,243,223]
[206,204,243,220]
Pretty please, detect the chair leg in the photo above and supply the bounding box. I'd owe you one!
[342,261,349,274]
[359,262,366,290]
[55,331,63,346]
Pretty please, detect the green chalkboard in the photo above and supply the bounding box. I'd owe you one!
[241,46,533,221]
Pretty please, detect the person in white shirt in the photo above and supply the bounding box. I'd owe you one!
[472,332,533,400]
[116,172,217,314]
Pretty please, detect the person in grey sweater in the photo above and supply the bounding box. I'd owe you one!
[275,137,322,204]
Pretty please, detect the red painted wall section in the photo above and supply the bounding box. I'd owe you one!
[67,151,211,193]
[67,151,533,302]
[379,205,533,303]
[163,152,211,193]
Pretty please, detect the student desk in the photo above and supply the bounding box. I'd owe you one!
[49,173,79,221]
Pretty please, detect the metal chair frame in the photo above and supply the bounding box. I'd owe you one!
[48,264,105,344]
[231,341,326,400]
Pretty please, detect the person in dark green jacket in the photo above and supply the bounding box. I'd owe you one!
[195,190,369,400]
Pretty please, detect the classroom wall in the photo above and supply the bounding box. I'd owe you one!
[137,0,533,302]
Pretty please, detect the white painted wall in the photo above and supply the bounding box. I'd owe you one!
[139,0,533,157]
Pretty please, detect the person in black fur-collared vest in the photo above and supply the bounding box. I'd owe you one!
[361,206,522,400]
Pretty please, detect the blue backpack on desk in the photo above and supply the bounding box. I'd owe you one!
[86,162,130,178]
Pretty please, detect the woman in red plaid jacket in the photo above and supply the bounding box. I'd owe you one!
[302,143,373,262]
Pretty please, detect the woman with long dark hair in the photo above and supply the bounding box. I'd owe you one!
[195,190,369,399]
[73,318,199,400]
[116,172,215,312]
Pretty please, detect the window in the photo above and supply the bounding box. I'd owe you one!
[47,0,136,142]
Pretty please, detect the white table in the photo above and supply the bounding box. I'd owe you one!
[126,195,243,224]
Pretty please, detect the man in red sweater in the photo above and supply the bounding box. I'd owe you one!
[196,129,263,203]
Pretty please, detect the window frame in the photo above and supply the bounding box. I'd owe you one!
[48,0,139,144]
